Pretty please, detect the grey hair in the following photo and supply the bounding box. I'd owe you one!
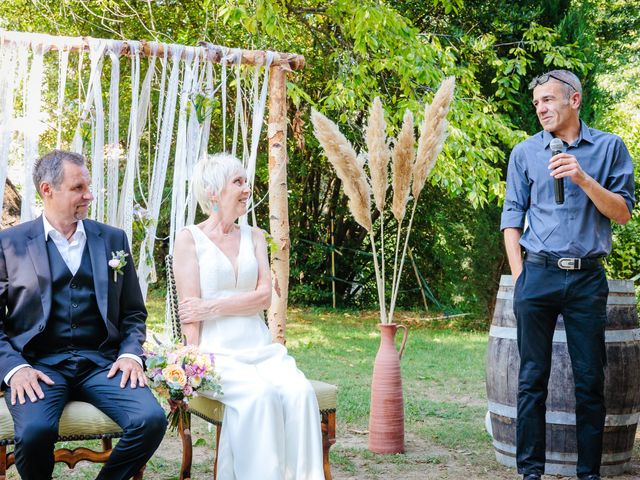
[529,69,582,101]
[33,150,86,196]
[192,153,246,214]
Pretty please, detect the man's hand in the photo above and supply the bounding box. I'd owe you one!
[549,152,631,224]
[549,152,589,187]
[9,367,54,405]
[107,357,147,389]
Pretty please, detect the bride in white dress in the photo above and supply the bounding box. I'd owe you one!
[172,153,325,480]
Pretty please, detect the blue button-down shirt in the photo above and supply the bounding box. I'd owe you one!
[501,121,635,257]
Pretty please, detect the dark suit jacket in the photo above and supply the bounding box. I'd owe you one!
[0,216,147,381]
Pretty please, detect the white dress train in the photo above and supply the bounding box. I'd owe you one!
[185,224,324,480]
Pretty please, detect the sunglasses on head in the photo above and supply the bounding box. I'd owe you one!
[528,73,577,92]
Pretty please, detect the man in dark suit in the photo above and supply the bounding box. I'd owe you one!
[0,150,167,479]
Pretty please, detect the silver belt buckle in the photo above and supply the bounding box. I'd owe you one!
[558,257,581,270]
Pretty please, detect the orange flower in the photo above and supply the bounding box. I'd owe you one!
[162,364,187,389]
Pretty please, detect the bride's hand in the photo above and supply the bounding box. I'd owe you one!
[179,297,213,324]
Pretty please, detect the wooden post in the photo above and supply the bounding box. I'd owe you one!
[267,65,290,344]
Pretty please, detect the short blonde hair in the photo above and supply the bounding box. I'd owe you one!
[192,153,246,214]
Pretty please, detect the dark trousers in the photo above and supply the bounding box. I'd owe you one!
[5,355,168,480]
[513,260,608,478]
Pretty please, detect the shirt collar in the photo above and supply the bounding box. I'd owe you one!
[542,120,594,149]
[42,215,85,241]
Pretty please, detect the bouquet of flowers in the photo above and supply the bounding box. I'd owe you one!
[146,340,223,430]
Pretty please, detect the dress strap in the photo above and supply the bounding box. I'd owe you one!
[184,224,203,243]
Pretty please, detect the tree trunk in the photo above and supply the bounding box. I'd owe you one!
[2,179,21,229]
[267,66,290,344]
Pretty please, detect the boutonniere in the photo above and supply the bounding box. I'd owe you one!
[109,250,129,282]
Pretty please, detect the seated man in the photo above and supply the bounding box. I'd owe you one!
[0,150,167,480]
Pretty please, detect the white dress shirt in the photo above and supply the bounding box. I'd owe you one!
[4,217,141,385]
[43,215,87,275]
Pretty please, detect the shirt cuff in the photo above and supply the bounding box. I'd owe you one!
[118,354,143,367]
[4,364,31,386]
[500,210,526,231]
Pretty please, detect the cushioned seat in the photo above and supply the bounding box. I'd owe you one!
[189,379,337,424]
[0,396,143,479]
[0,400,121,441]
[165,254,337,480]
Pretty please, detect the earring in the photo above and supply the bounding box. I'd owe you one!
[213,203,219,213]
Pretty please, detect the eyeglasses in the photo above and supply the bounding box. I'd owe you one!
[528,73,577,92]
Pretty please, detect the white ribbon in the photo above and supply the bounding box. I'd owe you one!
[0,42,18,218]
[106,40,124,226]
[137,43,184,299]
[241,52,274,226]
[231,49,243,159]
[90,39,107,222]
[56,47,70,149]
[220,46,229,151]
[119,42,156,243]
[169,47,198,253]
[21,41,51,221]
[116,41,143,242]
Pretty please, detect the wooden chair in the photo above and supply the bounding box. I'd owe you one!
[0,397,144,479]
[165,254,337,480]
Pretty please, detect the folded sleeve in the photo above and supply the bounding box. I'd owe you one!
[606,136,636,215]
[501,144,530,231]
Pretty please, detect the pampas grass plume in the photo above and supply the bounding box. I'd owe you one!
[366,97,390,213]
[412,76,455,199]
[311,109,372,231]
[391,109,415,222]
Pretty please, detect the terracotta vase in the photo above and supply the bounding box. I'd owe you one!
[368,322,409,454]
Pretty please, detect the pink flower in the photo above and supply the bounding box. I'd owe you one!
[183,385,194,396]
[108,259,120,268]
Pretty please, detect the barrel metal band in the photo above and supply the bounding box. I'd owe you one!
[489,326,640,343]
[488,401,640,426]
[492,438,632,463]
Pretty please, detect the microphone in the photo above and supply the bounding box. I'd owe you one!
[550,138,564,204]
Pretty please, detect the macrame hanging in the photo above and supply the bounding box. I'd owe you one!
[55,47,70,149]
[0,33,275,299]
[0,29,301,344]
[88,39,107,223]
[118,40,144,242]
[137,42,184,298]
[21,41,50,221]
[0,40,18,214]
[106,39,123,226]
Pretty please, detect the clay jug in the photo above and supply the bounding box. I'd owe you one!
[368,323,409,454]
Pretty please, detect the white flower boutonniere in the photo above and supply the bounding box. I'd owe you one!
[109,250,129,282]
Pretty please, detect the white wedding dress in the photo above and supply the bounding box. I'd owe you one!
[185,224,324,480]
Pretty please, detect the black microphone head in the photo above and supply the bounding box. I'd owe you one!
[550,138,564,155]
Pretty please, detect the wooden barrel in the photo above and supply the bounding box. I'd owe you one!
[486,275,640,476]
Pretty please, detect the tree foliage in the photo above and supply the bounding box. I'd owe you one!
[0,0,638,317]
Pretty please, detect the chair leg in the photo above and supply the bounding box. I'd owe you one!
[178,411,193,480]
[213,424,221,480]
[321,411,336,480]
[0,445,6,480]
[101,438,113,453]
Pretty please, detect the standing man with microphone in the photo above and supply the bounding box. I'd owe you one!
[501,70,635,480]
